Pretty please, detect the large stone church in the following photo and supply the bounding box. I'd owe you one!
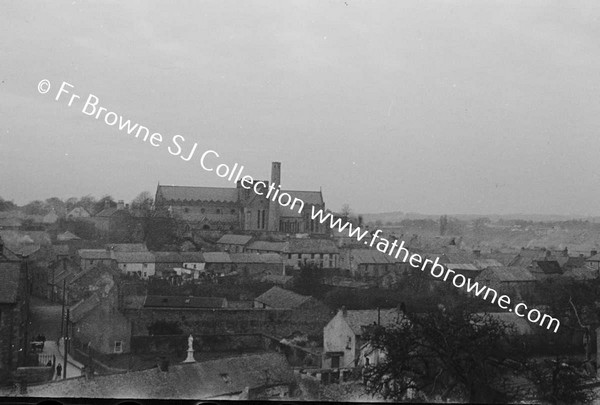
[154,162,327,234]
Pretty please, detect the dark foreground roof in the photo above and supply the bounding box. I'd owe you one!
[23,352,294,399]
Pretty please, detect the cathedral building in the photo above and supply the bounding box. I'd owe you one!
[154,162,326,234]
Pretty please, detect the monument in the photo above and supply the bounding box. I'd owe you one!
[183,334,196,363]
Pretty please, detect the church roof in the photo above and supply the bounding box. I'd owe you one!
[158,185,239,203]
[283,190,323,206]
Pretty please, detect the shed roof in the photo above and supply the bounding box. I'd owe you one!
[254,286,311,308]
[217,234,253,246]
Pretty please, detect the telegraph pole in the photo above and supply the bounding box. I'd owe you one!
[63,308,69,379]
[60,279,66,337]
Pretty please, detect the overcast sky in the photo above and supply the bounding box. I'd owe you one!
[1,0,600,216]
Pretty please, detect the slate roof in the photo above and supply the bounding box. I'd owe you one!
[70,293,101,323]
[57,231,81,241]
[8,244,41,257]
[562,267,598,280]
[153,252,184,263]
[246,241,287,253]
[180,252,205,263]
[342,308,404,336]
[230,253,282,264]
[444,263,480,272]
[282,190,323,206]
[0,262,22,304]
[587,253,600,262]
[473,259,504,270]
[144,295,227,309]
[157,185,239,203]
[67,207,90,217]
[217,234,253,246]
[476,266,537,283]
[287,238,338,254]
[112,252,155,263]
[105,243,148,252]
[23,352,294,400]
[254,286,311,309]
[261,275,293,285]
[95,207,119,217]
[78,249,113,260]
[203,252,231,263]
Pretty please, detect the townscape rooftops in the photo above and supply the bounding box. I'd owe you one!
[22,352,294,400]
[217,234,253,246]
[254,286,311,309]
[0,262,22,304]
[144,295,227,309]
[158,185,239,203]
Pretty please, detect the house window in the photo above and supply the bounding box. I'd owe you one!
[231,209,236,215]
[216,209,221,214]
[114,341,123,353]
[200,208,205,214]
[184,208,189,213]
[143,263,148,268]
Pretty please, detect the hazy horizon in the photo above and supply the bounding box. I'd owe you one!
[3,1,600,217]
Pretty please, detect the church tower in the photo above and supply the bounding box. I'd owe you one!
[267,162,281,231]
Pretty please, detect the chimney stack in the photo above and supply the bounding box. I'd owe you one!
[267,162,281,232]
[545,250,551,258]
[340,306,347,317]
[117,200,125,210]
[592,250,598,257]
